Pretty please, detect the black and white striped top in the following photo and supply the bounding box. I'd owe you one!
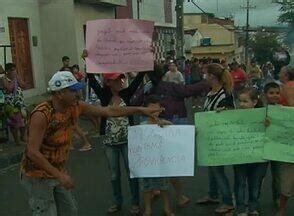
[203,88,235,111]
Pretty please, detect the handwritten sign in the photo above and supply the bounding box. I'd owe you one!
[195,108,267,166]
[86,19,154,73]
[128,125,195,178]
[264,105,294,163]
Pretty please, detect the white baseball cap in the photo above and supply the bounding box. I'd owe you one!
[48,71,85,91]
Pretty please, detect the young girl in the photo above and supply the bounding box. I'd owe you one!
[140,95,174,216]
[234,88,268,216]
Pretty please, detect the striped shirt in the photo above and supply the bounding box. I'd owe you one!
[203,88,235,111]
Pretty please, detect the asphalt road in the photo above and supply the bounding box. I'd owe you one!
[0,139,293,216]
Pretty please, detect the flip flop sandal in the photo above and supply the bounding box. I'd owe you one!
[78,146,92,151]
[163,212,175,216]
[130,205,141,214]
[196,196,220,204]
[177,199,190,208]
[214,205,234,214]
[107,204,121,214]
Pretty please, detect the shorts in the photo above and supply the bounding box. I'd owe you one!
[21,174,78,216]
[278,162,294,197]
[140,177,169,192]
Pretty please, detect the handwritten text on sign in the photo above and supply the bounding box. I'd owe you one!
[86,19,154,73]
[264,105,294,163]
[128,125,195,178]
[195,108,266,166]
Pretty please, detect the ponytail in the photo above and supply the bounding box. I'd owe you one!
[221,69,234,93]
[207,63,234,92]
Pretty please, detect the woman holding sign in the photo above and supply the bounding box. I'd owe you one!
[196,63,235,214]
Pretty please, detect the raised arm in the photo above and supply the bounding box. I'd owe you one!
[80,102,163,119]
[169,80,210,98]
[87,73,104,100]
[125,72,146,96]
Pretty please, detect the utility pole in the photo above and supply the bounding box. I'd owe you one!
[176,0,184,58]
[241,0,256,65]
[137,0,141,19]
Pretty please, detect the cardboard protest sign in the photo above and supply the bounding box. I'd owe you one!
[128,125,195,178]
[195,108,266,166]
[86,19,154,73]
[264,105,294,163]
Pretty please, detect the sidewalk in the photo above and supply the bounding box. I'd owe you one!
[0,94,48,169]
[0,92,102,169]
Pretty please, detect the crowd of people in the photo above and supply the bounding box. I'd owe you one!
[0,50,293,216]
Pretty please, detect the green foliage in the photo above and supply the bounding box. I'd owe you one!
[277,0,294,25]
[249,32,282,64]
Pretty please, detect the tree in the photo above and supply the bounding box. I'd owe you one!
[276,0,294,46]
[249,32,282,64]
[276,0,294,25]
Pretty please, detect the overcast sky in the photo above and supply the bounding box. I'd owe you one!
[184,0,282,27]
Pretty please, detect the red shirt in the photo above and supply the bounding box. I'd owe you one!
[73,71,85,81]
[231,68,246,89]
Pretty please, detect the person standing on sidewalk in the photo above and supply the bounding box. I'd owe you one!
[20,71,163,216]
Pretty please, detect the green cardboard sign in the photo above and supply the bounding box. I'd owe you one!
[264,105,294,163]
[195,108,267,166]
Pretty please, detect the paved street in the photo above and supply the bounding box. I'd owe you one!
[0,132,293,216]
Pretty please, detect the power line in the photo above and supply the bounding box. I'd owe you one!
[240,0,256,64]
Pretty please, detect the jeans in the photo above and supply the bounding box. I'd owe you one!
[21,174,78,216]
[210,166,233,205]
[234,163,268,213]
[208,167,219,199]
[104,144,139,206]
[271,161,281,201]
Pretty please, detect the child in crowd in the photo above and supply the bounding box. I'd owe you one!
[162,61,185,84]
[140,95,174,216]
[263,82,281,206]
[234,88,268,216]
[72,64,85,82]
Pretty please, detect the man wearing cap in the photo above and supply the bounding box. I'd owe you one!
[87,70,145,214]
[20,71,162,216]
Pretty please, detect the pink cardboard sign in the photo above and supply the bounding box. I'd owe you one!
[86,19,154,73]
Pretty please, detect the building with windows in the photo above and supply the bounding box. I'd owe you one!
[117,0,177,61]
[0,0,125,97]
[184,13,244,62]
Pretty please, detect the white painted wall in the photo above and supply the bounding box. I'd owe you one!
[0,0,46,98]
[132,0,176,28]
[38,0,79,84]
[74,3,115,71]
